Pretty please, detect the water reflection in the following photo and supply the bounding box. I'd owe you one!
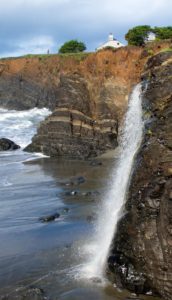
[0,157,161,300]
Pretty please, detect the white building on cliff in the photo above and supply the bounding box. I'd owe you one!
[146,32,156,43]
[96,33,124,51]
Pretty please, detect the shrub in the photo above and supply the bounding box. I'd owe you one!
[125,25,152,46]
[153,27,172,40]
[59,40,86,53]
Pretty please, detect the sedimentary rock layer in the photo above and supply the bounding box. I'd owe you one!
[25,107,118,158]
[110,51,172,299]
[0,42,170,157]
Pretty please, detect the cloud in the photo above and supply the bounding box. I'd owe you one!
[0,36,55,58]
[0,0,171,57]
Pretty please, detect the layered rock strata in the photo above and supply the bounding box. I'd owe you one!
[109,51,172,299]
[0,48,143,111]
[25,107,118,158]
[0,42,170,157]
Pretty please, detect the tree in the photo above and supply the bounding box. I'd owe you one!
[59,40,86,53]
[153,26,172,40]
[125,25,172,46]
[125,25,152,46]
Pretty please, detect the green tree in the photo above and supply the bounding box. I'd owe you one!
[59,40,86,53]
[153,26,172,40]
[125,25,152,46]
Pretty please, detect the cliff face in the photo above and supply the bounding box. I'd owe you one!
[0,47,145,157]
[0,48,142,112]
[1,42,172,296]
[1,42,170,158]
[109,50,172,299]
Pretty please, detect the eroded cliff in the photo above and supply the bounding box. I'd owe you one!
[0,47,144,157]
[109,50,172,299]
[1,42,170,158]
[0,41,172,297]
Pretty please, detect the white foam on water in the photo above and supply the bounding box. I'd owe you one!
[0,107,51,186]
[0,107,51,148]
[1,177,13,187]
[78,84,144,281]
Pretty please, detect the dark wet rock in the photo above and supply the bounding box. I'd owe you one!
[64,244,72,249]
[65,190,100,198]
[24,143,42,153]
[81,191,100,197]
[86,214,96,223]
[125,295,142,300]
[62,207,69,213]
[0,287,48,300]
[65,190,78,196]
[89,160,103,166]
[108,253,151,295]
[0,138,20,151]
[63,176,86,186]
[39,213,60,223]
[109,51,172,299]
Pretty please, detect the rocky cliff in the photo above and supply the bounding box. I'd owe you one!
[0,41,172,297]
[0,47,144,157]
[109,50,172,299]
[0,42,170,158]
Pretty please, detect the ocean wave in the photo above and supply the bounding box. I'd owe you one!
[0,107,51,147]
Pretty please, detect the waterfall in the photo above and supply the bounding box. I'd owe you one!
[80,83,144,281]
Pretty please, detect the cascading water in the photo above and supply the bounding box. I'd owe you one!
[80,83,144,281]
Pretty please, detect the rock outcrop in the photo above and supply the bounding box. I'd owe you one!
[0,42,170,158]
[0,47,145,157]
[0,49,142,111]
[109,50,172,299]
[24,106,118,158]
[0,138,20,151]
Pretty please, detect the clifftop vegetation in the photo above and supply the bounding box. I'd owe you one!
[58,40,86,53]
[125,25,172,46]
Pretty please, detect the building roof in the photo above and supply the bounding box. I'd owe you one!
[97,34,124,50]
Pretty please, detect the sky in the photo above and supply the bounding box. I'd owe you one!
[0,0,171,57]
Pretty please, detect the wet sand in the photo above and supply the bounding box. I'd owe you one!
[0,156,163,300]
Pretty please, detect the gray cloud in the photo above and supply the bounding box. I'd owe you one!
[0,0,171,57]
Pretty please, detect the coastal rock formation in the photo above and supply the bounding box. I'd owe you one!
[109,50,172,299]
[0,41,172,297]
[0,138,20,151]
[0,47,146,157]
[0,48,142,111]
[24,106,118,158]
[0,42,170,157]
[21,48,144,157]
[24,73,120,157]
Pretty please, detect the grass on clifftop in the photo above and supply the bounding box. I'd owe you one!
[24,52,91,59]
[160,47,172,52]
[0,52,92,62]
[58,52,91,60]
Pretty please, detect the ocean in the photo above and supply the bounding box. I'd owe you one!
[0,107,161,300]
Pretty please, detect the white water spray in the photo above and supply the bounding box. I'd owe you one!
[80,84,144,280]
[0,107,51,147]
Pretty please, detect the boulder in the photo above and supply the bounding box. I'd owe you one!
[39,212,60,223]
[63,176,86,186]
[0,138,20,151]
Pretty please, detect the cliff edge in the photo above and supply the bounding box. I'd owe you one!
[109,50,172,299]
